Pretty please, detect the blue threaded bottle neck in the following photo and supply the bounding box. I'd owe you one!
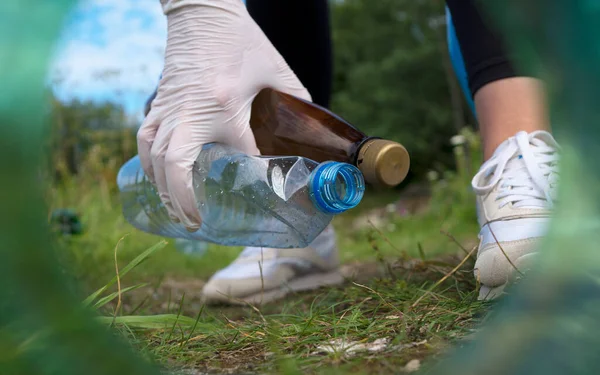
[309,162,365,214]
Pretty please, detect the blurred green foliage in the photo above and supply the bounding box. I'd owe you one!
[47,95,137,183]
[330,0,472,178]
[0,2,161,374]
[8,0,600,374]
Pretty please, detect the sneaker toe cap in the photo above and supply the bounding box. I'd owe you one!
[474,237,541,287]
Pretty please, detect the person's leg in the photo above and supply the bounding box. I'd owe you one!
[446,0,550,160]
[246,0,332,108]
[446,0,560,300]
[475,78,550,160]
[201,0,339,305]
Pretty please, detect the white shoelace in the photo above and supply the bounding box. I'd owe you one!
[472,131,560,209]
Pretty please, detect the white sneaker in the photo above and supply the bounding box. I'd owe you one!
[472,131,560,300]
[201,225,342,305]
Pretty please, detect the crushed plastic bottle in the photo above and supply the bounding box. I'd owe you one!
[117,143,365,248]
[174,239,208,257]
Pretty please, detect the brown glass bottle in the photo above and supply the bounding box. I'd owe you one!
[250,88,410,187]
[144,87,410,187]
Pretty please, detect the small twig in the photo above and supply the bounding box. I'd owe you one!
[352,282,403,316]
[185,334,207,343]
[489,224,524,276]
[367,219,403,254]
[411,244,477,308]
[367,232,396,280]
[336,309,350,325]
[440,230,471,256]
[216,291,267,324]
[259,247,265,305]
[474,268,482,293]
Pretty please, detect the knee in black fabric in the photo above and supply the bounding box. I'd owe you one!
[445,0,517,97]
[246,0,333,107]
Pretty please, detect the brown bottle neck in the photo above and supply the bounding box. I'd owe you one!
[352,136,381,164]
[250,88,370,163]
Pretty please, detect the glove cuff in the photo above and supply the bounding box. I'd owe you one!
[161,0,244,15]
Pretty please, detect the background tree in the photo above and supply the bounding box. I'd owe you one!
[330,0,473,179]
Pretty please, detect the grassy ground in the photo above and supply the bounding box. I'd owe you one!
[125,267,488,375]
[49,129,490,374]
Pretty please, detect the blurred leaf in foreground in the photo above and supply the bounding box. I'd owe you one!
[429,1,600,374]
[0,2,161,375]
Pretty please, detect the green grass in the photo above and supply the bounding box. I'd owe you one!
[47,128,489,374]
[82,240,488,374]
[124,271,488,375]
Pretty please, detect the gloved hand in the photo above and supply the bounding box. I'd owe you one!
[138,0,311,231]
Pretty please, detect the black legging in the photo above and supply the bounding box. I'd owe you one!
[246,0,333,108]
[246,0,517,104]
[445,0,517,97]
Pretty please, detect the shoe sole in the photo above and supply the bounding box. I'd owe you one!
[478,284,507,300]
[206,270,344,306]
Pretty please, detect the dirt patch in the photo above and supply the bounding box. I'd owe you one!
[117,260,387,316]
[119,277,207,315]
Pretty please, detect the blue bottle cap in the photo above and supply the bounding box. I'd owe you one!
[309,161,365,214]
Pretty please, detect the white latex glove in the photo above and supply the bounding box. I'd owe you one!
[139,0,311,231]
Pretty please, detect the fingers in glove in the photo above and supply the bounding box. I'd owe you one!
[270,54,312,102]
[230,125,260,157]
[225,99,261,156]
[137,108,161,183]
[165,124,204,231]
[150,120,179,222]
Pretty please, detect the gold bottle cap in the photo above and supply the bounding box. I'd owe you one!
[357,139,410,187]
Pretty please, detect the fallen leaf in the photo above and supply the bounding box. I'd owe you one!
[404,359,421,372]
[313,338,390,357]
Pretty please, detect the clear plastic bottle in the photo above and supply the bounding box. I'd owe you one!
[174,238,208,257]
[117,143,365,248]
